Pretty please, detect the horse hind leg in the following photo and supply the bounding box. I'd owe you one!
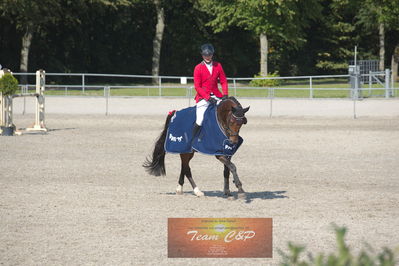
[180,153,204,197]
[176,168,184,195]
[187,167,204,197]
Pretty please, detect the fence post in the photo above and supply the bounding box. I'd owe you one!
[82,74,85,94]
[309,77,313,98]
[105,86,110,116]
[187,86,192,107]
[392,70,395,97]
[368,70,372,96]
[268,87,274,118]
[23,84,28,115]
[233,78,237,97]
[353,73,358,119]
[158,77,162,97]
[385,69,390,98]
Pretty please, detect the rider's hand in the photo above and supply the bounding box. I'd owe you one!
[208,97,217,105]
[222,95,228,100]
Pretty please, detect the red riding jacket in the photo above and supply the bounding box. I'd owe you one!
[193,61,228,103]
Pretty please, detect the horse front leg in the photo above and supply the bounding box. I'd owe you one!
[216,155,245,197]
[223,164,233,197]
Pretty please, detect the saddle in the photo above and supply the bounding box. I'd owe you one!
[164,104,243,156]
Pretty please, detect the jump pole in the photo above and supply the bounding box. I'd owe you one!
[27,70,47,132]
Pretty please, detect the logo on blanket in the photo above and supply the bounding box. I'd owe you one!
[224,144,233,150]
[169,133,183,142]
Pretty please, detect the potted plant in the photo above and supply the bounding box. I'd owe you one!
[0,71,18,136]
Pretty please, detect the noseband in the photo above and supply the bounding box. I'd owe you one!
[223,112,247,137]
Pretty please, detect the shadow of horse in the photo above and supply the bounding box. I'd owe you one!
[163,190,288,203]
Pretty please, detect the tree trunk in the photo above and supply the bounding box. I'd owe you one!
[20,27,33,85]
[379,22,385,71]
[260,33,268,76]
[152,0,165,85]
[391,44,399,82]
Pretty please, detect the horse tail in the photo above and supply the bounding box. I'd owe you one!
[143,111,175,176]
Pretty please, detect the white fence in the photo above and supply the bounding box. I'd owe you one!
[11,71,397,100]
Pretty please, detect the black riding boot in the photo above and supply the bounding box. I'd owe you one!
[191,123,201,144]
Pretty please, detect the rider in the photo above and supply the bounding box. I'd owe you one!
[192,43,228,140]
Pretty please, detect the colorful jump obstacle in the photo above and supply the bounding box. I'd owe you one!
[0,69,47,136]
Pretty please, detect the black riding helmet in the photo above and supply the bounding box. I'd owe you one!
[200,43,215,56]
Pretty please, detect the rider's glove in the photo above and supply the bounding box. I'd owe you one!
[208,97,217,105]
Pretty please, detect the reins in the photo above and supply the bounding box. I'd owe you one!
[223,112,240,137]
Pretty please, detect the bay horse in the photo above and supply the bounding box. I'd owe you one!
[143,97,249,198]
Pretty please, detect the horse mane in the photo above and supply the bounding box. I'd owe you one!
[223,96,242,108]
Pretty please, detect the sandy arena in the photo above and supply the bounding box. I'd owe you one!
[1,97,399,265]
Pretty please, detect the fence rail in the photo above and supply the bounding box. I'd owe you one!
[11,71,397,99]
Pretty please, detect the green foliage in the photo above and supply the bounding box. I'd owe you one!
[279,225,398,266]
[0,73,19,96]
[197,0,321,43]
[0,0,398,77]
[313,0,359,74]
[315,60,349,72]
[356,0,399,31]
[250,72,281,87]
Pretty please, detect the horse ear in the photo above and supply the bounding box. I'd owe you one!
[243,106,250,113]
[231,106,237,113]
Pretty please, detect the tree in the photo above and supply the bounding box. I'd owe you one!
[196,0,321,76]
[0,0,63,83]
[313,0,359,74]
[356,0,399,72]
[0,0,131,82]
[379,0,399,81]
[151,0,165,84]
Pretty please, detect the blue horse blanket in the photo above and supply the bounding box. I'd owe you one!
[164,104,243,156]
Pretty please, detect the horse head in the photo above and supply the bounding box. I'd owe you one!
[218,97,250,144]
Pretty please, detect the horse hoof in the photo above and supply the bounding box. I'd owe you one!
[194,187,204,197]
[224,191,233,198]
[176,185,183,195]
[237,192,246,199]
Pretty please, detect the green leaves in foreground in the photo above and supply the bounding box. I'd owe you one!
[279,225,397,266]
[0,73,19,96]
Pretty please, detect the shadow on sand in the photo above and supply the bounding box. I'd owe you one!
[15,127,77,135]
[163,190,288,203]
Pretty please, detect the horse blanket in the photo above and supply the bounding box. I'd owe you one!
[164,104,243,156]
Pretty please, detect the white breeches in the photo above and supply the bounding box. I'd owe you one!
[195,96,220,126]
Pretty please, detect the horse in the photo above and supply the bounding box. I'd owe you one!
[143,97,250,198]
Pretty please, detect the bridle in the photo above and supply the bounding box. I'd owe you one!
[223,112,247,137]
